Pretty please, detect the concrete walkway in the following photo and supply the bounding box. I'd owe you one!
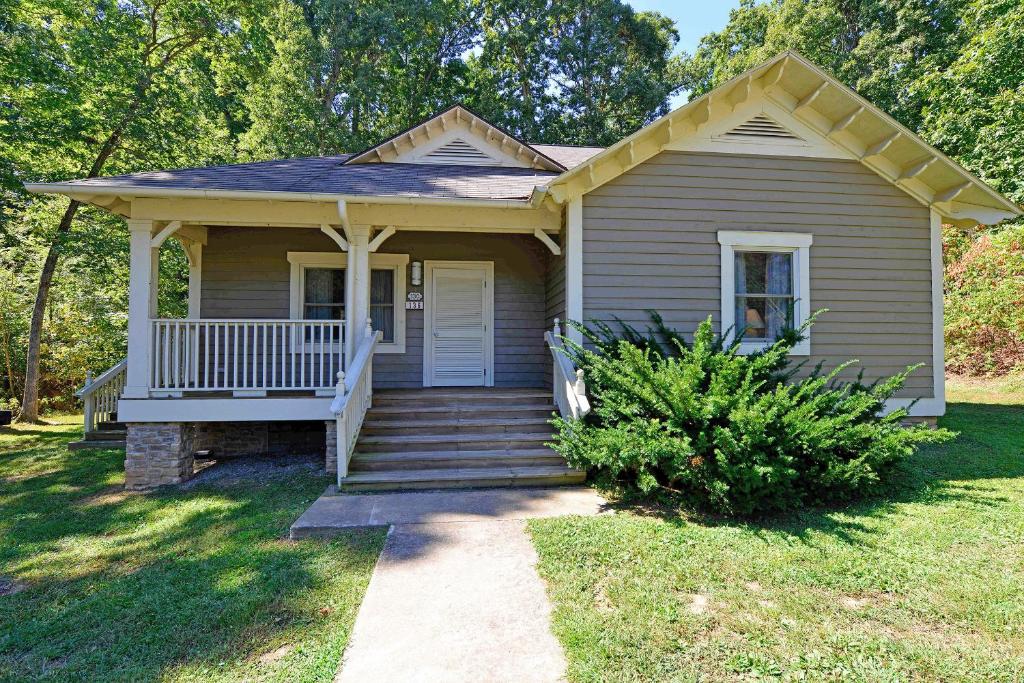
[293,487,607,683]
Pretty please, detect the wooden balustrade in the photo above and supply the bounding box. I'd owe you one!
[150,319,345,393]
[332,320,380,483]
[77,359,127,432]
[545,318,591,419]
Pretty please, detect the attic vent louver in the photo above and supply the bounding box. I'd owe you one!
[724,115,801,140]
[422,139,495,165]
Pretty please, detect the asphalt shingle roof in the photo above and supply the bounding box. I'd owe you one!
[57,145,604,201]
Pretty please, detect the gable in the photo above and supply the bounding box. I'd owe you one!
[345,105,564,172]
[545,51,1020,227]
[664,96,857,161]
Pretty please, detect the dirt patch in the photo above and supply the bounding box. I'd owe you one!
[258,644,294,665]
[79,486,136,508]
[687,593,711,615]
[181,454,321,489]
[0,576,26,597]
[840,596,871,610]
[593,577,615,613]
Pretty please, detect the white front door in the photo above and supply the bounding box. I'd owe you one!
[424,261,494,387]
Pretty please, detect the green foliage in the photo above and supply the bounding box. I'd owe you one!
[552,316,952,516]
[945,224,1024,375]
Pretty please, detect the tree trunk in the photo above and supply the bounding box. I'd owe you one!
[20,199,81,422]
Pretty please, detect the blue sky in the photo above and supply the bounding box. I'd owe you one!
[627,0,743,107]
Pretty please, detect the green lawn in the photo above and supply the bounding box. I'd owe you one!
[529,378,1024,682]
[0,418,385,683]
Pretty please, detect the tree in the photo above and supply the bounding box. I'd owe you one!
[2,0,250,421]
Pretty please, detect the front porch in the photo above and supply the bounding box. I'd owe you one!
[77,195,589,490]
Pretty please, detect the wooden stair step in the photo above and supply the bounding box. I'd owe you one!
[361,417,553,436]
[85,429,127,440]
[366,404,554,420]
[339,465,586,491]
[349,448,564,471]
[67,439,126,451]
[356,432,553,453]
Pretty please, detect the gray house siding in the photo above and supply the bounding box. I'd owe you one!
[581,151,935,397]
[200,227,551,389]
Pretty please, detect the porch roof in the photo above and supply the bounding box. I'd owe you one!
[33,157,571,202]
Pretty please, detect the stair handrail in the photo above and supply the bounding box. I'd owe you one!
[76,359,127,433]
[331,319,381,484]
[545,319,591,420]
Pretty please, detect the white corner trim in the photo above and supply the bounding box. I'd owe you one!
[718,230,812,356]
[286,251,408,354]
[367,226,397,252]
[929,208,946,416]
[565,197,583,343]
[150,220,183,248]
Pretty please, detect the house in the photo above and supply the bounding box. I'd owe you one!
[27,51,1021,491]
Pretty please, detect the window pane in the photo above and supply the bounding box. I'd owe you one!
[304,268,345,305]
[303,304,343,321]
[370,269,395,343]
[735,252,792,295]
[735,296,792,341]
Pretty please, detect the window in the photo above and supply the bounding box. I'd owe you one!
[288,252,408,353]
[718,231,812,355]
[304,268,345,320]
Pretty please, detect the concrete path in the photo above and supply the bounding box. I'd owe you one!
[301,487,607,683]
[291,486,606,537]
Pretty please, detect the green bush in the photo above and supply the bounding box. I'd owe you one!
[944,224,1024,376]
[552,315,953,516]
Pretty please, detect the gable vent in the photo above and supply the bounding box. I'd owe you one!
[724,115,802,140]
[421,139,495,165]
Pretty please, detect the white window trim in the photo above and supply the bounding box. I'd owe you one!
[718,231,812,356]
[287,251,408,354]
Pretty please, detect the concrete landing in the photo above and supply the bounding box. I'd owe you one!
[336,520,570,683]
[290,485,606,538]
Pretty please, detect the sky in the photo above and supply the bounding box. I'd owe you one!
[627,0,743,107]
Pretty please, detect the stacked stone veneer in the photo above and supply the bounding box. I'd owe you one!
[325,420,338,475]
[125,423,195,490]
[125,420,331,490]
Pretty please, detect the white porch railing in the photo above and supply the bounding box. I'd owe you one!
[332,320,380,484]
[149,319,344,393]
[545,319,591,419]
[77,359,127,433]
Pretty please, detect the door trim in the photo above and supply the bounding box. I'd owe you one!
[423,260,495,388]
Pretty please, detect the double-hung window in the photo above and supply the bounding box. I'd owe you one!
[288,252,408,353]
[718,231,812,355]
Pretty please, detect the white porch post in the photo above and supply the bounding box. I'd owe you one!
[124,219,157,398]
[565,197,584,344]
[345,225,371,366]
[185,242,203,318]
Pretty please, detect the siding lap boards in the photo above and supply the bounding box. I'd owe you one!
[581,151,934,397]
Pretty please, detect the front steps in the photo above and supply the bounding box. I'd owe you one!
[68,421,127,451]
[340,388,585,491]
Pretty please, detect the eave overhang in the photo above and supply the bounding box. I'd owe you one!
[544,50,1022,227]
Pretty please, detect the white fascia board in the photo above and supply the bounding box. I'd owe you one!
[22,183,540,209]
[118,397,336,422]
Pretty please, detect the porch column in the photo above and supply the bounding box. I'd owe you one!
[124,219,158,398]
[565,196,584,344]
[345,224,371,366]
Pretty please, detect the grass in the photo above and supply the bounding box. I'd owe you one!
[0,417,385,683]
[529,376,1024,682]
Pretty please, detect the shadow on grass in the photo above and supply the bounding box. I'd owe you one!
[600,401,1024,545]
[0,439,384,682]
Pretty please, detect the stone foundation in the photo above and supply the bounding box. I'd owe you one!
[125,421,331,490]
[125,423,195,490]
[325,420,338,474]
